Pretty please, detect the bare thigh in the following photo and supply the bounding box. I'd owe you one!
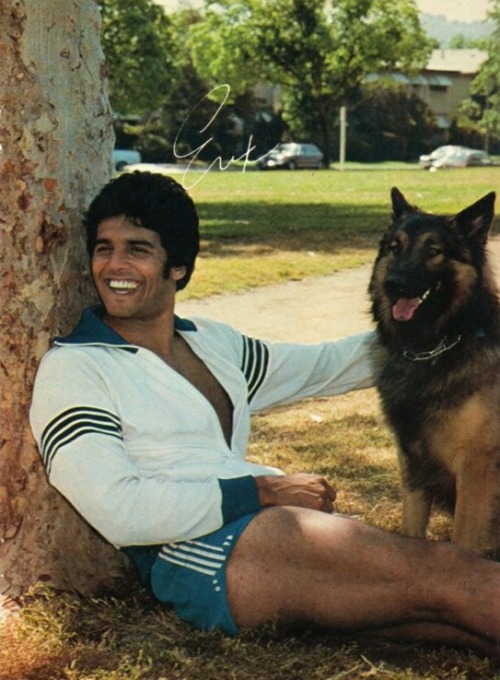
[225,506,500,643]
[226,506,424,629]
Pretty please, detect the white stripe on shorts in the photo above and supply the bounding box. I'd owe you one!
[158,539,229,576]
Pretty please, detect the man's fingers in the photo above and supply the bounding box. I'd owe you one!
[320,479,337,502]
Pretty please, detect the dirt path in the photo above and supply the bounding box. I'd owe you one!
[177,237,500,342]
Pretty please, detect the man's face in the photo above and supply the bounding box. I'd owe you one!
[91,215,183,322]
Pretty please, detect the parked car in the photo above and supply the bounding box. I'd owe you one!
[462,149,498,167]
[258,143,323,170]
[112,148,142,171]
[419,145,497,170]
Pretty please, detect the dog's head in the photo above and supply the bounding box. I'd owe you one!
[369,187,496,344]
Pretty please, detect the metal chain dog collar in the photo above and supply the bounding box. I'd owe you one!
[402,335,463,362]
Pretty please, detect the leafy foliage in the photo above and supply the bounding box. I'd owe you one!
[459,0,500,150]
[98,0,181,115]
[188,0,433,163]
[347,82,439,161]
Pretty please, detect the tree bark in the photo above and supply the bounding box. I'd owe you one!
[0,0,131,602]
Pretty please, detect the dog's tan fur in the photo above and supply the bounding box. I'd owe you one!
[369,188,500,558]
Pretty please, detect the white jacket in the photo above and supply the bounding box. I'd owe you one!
[30,306,376,548]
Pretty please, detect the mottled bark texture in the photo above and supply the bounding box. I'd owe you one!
[0,0,131,600]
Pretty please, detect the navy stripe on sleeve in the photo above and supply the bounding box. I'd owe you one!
[241,335,270,403]
[40,406,122,475]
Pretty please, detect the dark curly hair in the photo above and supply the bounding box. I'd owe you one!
[84,171,199,291]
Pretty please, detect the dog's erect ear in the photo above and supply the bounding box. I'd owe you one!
[391,187,417,219]
[454,192,496,247]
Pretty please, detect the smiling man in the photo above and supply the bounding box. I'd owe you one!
[30,172,500,658]
[93,217,175,315]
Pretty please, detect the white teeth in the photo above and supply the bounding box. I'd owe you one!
[109,280,138,290]
[420,288,431,302]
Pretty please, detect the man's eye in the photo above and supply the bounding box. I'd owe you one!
[94,244,111,254]
[131,245,151,255]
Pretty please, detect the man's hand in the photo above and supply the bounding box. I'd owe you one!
[255,473,336,513]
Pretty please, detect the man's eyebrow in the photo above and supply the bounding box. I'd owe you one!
[94,237,157,248]
[127,239,157,248]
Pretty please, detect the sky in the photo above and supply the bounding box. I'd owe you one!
[155,0,493,23]
[415,0,491,23]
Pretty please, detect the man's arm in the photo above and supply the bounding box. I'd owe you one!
[245,330,379,412]
[30,349,262,547]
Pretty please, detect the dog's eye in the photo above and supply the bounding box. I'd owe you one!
[389,240,402,254]
[428,245,442,257]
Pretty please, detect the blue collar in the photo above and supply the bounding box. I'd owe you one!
[54,305,197,349]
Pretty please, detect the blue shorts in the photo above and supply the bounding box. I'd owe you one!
[150,512,259,636]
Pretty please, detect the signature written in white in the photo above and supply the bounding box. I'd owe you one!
[173,84,271,188]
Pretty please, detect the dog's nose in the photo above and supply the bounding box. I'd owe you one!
[385,273,407,297]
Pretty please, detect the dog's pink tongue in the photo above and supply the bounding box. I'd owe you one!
[392,297,420,321]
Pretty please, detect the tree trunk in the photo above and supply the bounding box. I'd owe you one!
[0,0,131,603]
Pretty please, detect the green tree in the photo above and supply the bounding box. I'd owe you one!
[157,9,229,161]
[188,0,433,165]
[461,0,500,151]
[449,34,485,49]
[98,0,180,116]
[347,81,439,161]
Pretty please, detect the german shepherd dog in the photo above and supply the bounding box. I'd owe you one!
[369,188,500,558]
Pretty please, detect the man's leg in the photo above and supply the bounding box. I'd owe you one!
[360,622,500,658]
[226,507,500,651]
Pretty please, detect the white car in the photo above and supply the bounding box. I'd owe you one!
[419,145,497,170]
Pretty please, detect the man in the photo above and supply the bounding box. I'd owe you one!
[30,172,500,658]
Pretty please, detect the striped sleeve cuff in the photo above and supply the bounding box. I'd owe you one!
[219,476,261,523]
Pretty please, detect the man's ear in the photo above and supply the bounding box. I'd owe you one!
[170,265,187,281]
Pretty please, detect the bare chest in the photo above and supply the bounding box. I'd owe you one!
[168,337,234,446]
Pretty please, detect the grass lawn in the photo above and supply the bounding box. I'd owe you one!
[2,166,499,680]
[178,165,500,299]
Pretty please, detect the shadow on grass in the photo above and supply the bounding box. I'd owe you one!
[196,201,389,255]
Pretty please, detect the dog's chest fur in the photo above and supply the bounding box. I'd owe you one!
[377,344,500,504]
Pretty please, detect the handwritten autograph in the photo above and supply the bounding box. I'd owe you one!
[173,84,273,189]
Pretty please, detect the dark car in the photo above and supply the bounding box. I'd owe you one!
[419,145,497,170]
[258,143,323,170]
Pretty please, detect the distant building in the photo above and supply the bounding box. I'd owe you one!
[255,49,487,125]
[362,49,487,139]
[413,49,487,132]
[251,49,488,146]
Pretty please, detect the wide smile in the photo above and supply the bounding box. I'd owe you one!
[391,283,441,322]
[106,279,140,295]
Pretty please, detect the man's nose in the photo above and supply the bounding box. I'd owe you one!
[106,248,130,270]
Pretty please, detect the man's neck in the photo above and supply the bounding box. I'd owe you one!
[104,313,176,361]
